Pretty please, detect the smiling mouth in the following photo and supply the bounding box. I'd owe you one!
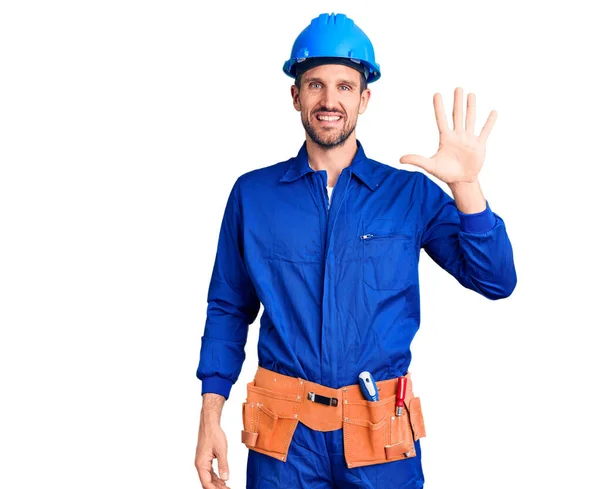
[315,114,343,124]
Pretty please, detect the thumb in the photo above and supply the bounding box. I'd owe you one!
[399,154,434,173]
[214,444,229,481]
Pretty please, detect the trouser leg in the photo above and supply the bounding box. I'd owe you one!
[327,428,425,489]
[246,421,335,489]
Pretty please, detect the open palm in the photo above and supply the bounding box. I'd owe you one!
[399,87,497,184]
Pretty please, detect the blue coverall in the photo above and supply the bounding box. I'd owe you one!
[197,140,517,488]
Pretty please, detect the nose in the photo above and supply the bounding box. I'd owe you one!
[322,85,339,111]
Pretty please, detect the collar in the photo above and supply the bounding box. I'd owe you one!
[279,140,388,191]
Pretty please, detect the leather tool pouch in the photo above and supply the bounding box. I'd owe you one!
[241,380,301,462]
[240,367,426,468]
[342,388,426,468]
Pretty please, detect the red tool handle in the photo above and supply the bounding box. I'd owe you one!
[395,376,407,408]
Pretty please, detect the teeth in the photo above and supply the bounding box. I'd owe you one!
[317,115,341,121]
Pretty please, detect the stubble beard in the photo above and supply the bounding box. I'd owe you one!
[302,111,357,150]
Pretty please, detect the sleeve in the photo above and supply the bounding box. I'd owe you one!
[196,178,261,399]
[418,173,517,300]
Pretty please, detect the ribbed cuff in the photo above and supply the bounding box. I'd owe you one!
[458,201,495,234]
[201,375,234,400]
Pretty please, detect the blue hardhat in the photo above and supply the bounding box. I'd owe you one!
[283,13,381,84]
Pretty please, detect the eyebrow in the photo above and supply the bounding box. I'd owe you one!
[304,77,357,88]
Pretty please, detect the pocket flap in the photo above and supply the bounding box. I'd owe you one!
[241,429,258,447]
[384,439,413,459]
[408,397,426,440]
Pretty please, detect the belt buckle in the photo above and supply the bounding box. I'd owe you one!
[307,391,338,407]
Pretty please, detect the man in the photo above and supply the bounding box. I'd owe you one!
[195,12,516,489]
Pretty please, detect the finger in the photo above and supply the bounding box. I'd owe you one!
[210,467,228,487]
[197,455,223,489]
[465,93,476,134]
[453,87,464,132]
[433,93,449,134]
[215,445,230,482]
[399,154,435,174]
[198,465,218,489]
[478,109,498,143]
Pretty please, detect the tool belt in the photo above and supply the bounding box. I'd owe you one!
[241,366,426,469]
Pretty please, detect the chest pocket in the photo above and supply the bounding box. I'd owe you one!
[361,219,416,291]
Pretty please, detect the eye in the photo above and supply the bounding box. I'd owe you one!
[340,85,351,91]
[309,82,322,89]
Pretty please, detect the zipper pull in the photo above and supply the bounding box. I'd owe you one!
[360,233,374,240]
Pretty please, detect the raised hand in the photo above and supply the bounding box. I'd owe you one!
[399,87,497,184]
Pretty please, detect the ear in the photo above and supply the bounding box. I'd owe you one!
[291,85,301,112]
[358,88,371,115]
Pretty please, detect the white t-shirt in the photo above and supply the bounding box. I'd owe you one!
[307,162,335,208]
[326,185,334,206]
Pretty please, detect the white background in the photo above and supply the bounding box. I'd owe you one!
[1,1,598,488]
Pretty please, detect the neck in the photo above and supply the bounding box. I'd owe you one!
[306,134,358,187]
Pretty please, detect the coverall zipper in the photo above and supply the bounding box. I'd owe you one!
[312,170,330,386]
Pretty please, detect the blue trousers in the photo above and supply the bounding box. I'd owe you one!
[246,421,425,488]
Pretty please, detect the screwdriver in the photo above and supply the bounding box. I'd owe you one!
[396,376,407,416]
[358,371,379,401]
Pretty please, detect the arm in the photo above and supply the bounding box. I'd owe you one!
[448,179,486,214]
[195,394,228,488]
[195,179,260,488]
[196,178,261,399]
[419,173,516,299]
[400,87,516,298]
